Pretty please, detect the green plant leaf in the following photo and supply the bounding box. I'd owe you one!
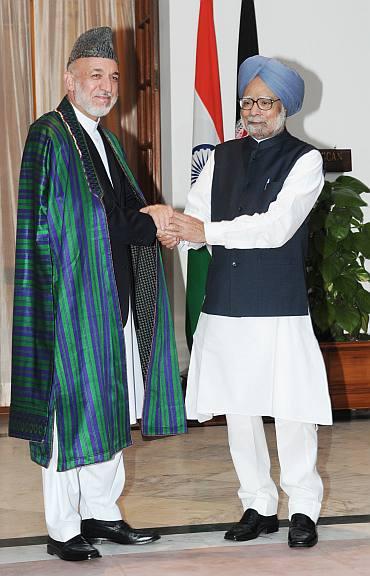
[314,234,337,257]
[339,231,355,251]
[335,305,361,334]
[311,302,330,332]
[355,268,370,282]
[329,322,347,341]
[361,312,370,332]
[340,251,357,265]
[355,288,370,313]
[335,175,370,194]
[334,276,358,298]
[325,209,352,240]
[326,301,337,325]
[319,180,334,201]
[351,218,363,228]
[325,209,352,227]
[352,233,370,258]
[328,222,350,240]
[348,205,364,221]
[320,254,345,283]
[332,188,367,207]
[343,260,366,274]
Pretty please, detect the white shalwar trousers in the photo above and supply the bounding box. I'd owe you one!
[226,414,323,523]
[42,304,144,542]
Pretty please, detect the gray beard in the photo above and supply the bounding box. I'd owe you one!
[74,84,117,118]
[243,107,286,140]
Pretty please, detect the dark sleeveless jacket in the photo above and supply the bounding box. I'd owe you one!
[203,130,315,317]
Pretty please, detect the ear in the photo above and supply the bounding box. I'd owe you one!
[64,70,75,93]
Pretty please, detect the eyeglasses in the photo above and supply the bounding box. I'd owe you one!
[239,97,280,111]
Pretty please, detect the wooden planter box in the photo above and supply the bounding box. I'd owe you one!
[320,341,370,410]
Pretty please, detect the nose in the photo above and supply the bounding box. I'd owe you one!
[100,76,113,93]
[250,100,260,113]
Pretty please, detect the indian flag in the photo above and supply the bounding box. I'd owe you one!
[186,0,224,350]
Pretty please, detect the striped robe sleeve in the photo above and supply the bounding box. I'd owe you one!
[9,123,55,441]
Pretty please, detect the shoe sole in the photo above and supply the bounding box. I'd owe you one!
[85,536,161,546]
[225,524,279,542]
[47,544,101,561]
[288,537,318,548]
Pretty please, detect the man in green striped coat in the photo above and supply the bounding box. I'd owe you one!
[9,27,186,562]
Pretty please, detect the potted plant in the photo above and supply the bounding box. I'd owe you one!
[307,175,370,409]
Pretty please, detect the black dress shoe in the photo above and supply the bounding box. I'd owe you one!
[224,508,279,542]
[81,518,160,545]
[288,513,318,548]
[47,534,101,561]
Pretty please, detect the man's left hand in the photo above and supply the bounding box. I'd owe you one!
[156,232,180,249]
[164,213,206,243]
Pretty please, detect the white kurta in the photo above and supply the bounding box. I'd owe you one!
[183,146,332,426]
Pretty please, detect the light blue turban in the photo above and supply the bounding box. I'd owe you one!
[238,55,304,117]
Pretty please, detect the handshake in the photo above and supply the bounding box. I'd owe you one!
[140,204,206,249]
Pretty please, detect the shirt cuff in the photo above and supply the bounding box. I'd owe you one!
[179,240,205,251]
[204,221,227,245]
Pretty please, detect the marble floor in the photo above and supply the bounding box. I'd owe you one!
[1,413,370,574]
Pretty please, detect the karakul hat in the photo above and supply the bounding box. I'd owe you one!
[67,26,118,67]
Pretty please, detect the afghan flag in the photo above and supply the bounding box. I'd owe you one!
[235,0,259,139]
[185,0,224,350]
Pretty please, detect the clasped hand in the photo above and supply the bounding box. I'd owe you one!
[140,205,205,249]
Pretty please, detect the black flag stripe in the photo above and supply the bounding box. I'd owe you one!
[235,0,259,122]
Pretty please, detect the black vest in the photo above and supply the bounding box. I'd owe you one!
[203,130,315,317]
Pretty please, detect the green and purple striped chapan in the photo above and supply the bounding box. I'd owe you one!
[9,97,186,471]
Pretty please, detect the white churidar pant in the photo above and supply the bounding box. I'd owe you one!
[226,414,323,522]
[42,305,144,542]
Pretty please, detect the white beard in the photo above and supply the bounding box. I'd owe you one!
[243,107,286,140]
[74,82,117,118]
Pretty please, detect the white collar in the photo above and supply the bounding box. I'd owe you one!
[72,103,100,137]
[252,136,269,143]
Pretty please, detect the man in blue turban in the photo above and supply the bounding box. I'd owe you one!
[160,55,331,549]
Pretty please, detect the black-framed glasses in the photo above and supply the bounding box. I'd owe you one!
[239,97,280,111]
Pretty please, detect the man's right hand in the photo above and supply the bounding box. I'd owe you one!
[140,204,174,231]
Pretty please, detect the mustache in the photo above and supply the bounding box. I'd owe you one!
[246,115,265,123]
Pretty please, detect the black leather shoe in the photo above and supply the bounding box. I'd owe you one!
[288,513,318,548]
[47,534,101,561]
[81,518,160,545]
[224,508,279,541]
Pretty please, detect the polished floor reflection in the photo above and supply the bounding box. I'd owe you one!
[1,414,370,574]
